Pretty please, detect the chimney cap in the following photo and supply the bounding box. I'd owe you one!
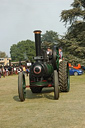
[34,30,42,34]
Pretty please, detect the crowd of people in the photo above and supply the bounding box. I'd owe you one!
[0,66,30,78]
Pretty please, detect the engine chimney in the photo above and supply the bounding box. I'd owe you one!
[34,30,42,56]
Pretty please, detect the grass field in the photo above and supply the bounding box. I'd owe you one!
[0,74,85,128]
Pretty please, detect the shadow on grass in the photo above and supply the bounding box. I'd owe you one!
[13,96,21,102]
[26,88,54,100]
[13,87,55,102]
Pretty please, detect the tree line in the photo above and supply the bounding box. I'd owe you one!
[1,0,85,65]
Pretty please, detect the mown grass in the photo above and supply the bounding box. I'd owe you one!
[0,74,85,128]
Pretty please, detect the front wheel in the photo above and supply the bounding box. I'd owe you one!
[54,70,59,100]
[74,72,78,76]
[18,72,26,101]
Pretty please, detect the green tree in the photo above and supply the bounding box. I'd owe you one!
[0,51,7,58]
[41,30,59,48]
[60,0,85,65]
[10,40,35,61]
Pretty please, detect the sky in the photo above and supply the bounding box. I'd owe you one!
[0,0,74,57]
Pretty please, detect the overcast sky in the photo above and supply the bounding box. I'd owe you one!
[0,0,73,57]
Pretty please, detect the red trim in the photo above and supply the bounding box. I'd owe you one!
[26,84,53,88]
[48,84,52,87]
[42,80,47,82]
[26,85,30,88]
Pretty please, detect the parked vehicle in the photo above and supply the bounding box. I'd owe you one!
[73,64,81,69]
[81,66,85,71]
[68,63,81,70]
[69,67,83,76]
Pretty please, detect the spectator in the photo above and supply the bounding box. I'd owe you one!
[6,68,8,76]
[47,47,52,55]
[26,68,29,76]
[59,47,63,59]
[14,67,16,74]
[8,66,12,75]
[18,68,20,73]
[2,67,5,77]
[0,68,2,78]
[23,66,26,74]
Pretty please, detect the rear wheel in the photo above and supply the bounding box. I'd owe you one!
[18,72,26,101]
[54,70,59,100]
[59,61,70,92]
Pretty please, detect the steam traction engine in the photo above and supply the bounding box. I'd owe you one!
[18,30,70,101]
